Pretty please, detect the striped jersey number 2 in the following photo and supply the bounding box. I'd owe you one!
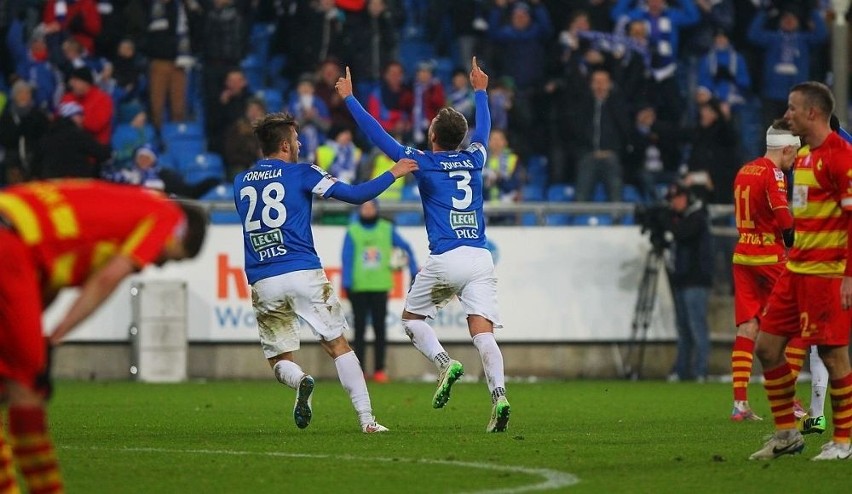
[734,185,755,229]
[450,170,472,209]
[240,182,287,232]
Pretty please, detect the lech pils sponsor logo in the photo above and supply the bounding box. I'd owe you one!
[450,211,478,229]
[250,228,284,252]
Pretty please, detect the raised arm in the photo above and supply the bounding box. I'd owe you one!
[336,66,406,161]
[469,56,491,145]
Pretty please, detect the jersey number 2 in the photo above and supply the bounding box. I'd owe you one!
[240,183,287,232]
[449,170,472,209]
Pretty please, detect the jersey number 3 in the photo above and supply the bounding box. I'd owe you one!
[449,170,473,209]
[240,182,287,232]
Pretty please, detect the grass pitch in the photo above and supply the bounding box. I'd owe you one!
[47,380,845,493]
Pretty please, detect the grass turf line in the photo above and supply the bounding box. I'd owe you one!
[46,380,847,493]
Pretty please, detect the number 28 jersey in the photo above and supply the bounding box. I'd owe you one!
[408,143,489,255]
[233,159,337,284]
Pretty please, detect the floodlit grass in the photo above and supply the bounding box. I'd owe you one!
[42,380,847,493]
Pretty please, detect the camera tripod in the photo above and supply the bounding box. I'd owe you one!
[622,246,670,380]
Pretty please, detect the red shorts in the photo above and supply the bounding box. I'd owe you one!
[733,262,785,326]
[761,269,852,346]
[0,229,45,389]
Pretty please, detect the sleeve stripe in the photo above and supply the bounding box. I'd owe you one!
[312,176,338,197]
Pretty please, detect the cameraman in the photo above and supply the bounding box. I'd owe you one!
[664,181,714,382]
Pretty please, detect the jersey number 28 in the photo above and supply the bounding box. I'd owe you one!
[240,182,287,232]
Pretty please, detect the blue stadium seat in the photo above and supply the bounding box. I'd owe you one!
[521,184,545,201]
[545,183,575,226]
[166,139,206,162]
[573,214,613,226]
[433,57,454,87]
[592,183,608,202]
[525,155,548,188]
[162,121,204,141]
[622,185,642,203]
[255,88,283,112]
[181,152,225,182]
[200,184,240,224]
[241,54,266,90]
[249,23,275,63]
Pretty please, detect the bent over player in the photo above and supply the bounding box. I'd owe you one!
[0,180,208,493]
[729,120,799,421]
[337,58,511,432]
[750,82,852,461]
[233,112,417,433]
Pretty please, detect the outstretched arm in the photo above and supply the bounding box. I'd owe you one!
[326,158,418,204]
[337,66,406,161]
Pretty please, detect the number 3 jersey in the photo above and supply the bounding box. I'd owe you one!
[732,156,792,266]
[406,143,489,255]
[234,159,338,284]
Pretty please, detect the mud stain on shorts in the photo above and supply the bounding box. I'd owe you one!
[430,282,455,305]
[256,296,297,339]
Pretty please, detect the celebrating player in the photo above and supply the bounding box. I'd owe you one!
[336,57,511,432]
[749,82,852,460]
[729,120,799,421]
[0,180,208,493]
[233,112,417,433]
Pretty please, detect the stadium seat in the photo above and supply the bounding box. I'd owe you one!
[622,185,643,203]
[241,54,266,90]
[255,88,283,112]
[181,152,226,183]
[166,139,206,162]
[200,184,240,224]
[248,22,275,63]
[545,183,575,226]
[525,155,549,189]
[573,214,613,226]
[592,183,608,202]
[162,121,204,141]
[521,184,545,201]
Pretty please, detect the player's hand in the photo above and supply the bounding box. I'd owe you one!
[842,276,852,310]
[390,158,419,178]
[469,56,488,91]
[335,66,353,99]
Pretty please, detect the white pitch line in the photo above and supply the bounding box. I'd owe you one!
[62,446,580,493]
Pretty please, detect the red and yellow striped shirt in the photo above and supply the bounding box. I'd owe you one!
[0,180,185,289]
[788,132,852,275]
[732,157,791,266]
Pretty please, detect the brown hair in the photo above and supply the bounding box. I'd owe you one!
[253,112,299,156]
[790,81,834,118]
[431,107,468,150]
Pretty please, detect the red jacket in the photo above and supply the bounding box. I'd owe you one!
[61,87,114,145]
[43,0,102,53]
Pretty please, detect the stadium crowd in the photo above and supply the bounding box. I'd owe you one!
[0,0,848,216]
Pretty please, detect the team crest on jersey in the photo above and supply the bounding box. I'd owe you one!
[403,146,424,156]
[774,169,785,181]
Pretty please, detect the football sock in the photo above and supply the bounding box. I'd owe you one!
[763,363,797,429]
[402,319,449,370]
[272,360,305,389]
[731,336,755,402]
[334,351,373,425]
[809,346,828,417]
[829,372,852,444]
[784,337,807,381]
[472,333,506,403]
[0,423,16,494]
[9,406,63,494]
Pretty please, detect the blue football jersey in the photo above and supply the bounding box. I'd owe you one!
[234,159,338,284]
[405,142,489,254]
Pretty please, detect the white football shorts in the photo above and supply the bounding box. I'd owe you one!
[405,246,502,328]
[251,269,348,358]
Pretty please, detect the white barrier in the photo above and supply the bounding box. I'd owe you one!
[44,225,677,342]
